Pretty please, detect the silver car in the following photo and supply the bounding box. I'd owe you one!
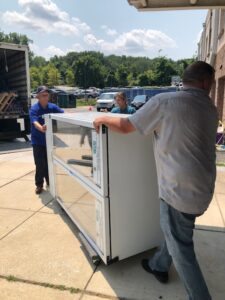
[96,92,117,112]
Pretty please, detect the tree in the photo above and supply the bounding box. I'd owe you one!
[116,65,128,87]
[66,68,75,86]
[145,69,157,86]
[0,29,195,88]
[127,73,138,86]
[73,54,105,88]
[138,73,149,86]
[0,30,32,46]
[105,71,118,87]
[30,56,47,68]
[152,57,177,86]
[47,65,61,87]
[0,29,34,62]
[30,66,42,89]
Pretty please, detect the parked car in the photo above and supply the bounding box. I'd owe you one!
[131,95,149,110]
[31,89,38,99]
[96,92,117,111]
[178,82,183,90]
[74,88,100,99]
[31,88,66,99]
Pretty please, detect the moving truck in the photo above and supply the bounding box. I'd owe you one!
[0,42,31,141]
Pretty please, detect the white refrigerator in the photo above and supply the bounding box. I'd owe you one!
[45,112,162,265]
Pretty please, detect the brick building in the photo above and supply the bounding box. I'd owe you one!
[198,9,225,121]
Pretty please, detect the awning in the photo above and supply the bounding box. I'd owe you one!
[127,0,225,11]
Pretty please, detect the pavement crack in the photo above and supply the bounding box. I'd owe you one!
[0,274,128,300]
[79,262,100,300]
[0,275,80,295]
[0,206,37,213]
[0,197,54,241]
[0,170,35,189]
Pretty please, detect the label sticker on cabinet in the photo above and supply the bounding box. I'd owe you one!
[92,130,101,187]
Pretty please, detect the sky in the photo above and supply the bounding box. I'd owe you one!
[0,0,207,60]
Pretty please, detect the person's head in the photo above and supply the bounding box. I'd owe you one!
[36,86,49,107]
[115,92,127,109]
[182,61,215,94]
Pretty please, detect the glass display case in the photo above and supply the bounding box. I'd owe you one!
[45,112,162,265]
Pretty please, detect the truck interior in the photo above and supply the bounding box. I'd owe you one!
[0,46,30,140]
[0,48,28,116]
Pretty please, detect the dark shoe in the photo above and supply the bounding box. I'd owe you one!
[141,259,169,284]
[35,186,43,194]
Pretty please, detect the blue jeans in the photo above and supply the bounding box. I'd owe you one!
[149,199,212,300]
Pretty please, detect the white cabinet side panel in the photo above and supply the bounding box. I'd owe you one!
[45,115,56,197]
[108,131,163,261]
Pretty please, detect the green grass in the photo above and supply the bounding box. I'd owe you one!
[0,274,120,299]
[76,98,97,107]
[2,274,80,294]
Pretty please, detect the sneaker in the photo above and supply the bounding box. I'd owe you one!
[35,186,43,194]
[141,259,169,284]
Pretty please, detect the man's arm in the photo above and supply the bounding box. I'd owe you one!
[93,115,136,134]
[53,105,64,113]
[33,121,46,133]
[29,107,46,133]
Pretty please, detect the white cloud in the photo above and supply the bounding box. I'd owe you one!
[30,43,83,59]
[44,45,66,57]
[84,34,105,47]
[101,25,117,36]
[30,43,65,58]
[84,29,176,56]
[2,0,90,36]
[67,43,84,53]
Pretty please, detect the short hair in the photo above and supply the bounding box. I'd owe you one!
[116,92,127,101]
[182,61,215,84]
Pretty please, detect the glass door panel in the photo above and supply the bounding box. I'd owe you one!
[52,120,102,188]
[54,164,98,244]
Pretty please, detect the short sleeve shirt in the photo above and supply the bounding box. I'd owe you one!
[111,106,136,114]
[29,102,64,146]
[128,88,218,214]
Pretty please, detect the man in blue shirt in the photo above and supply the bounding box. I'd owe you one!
[29,86,64,194]
[111,92,136,114]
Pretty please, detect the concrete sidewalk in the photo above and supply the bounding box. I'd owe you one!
[0,150,224,300]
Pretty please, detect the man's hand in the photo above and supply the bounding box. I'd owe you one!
[34,121,47,133]
[93,116,104,133]
[42,124,47,132]
[93,116,135,134]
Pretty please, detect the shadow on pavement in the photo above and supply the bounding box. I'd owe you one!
[0,138,31,153]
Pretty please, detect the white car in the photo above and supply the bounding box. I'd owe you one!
[96,92,118,111]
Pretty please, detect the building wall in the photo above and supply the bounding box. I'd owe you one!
[215,43,225,121]
[198,10,212,63]
[213,10,225,121]
[198,9,225,121]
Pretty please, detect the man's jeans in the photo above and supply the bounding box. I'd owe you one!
[149,199,211,300]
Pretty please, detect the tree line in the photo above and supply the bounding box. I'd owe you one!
[0,30,195,90]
